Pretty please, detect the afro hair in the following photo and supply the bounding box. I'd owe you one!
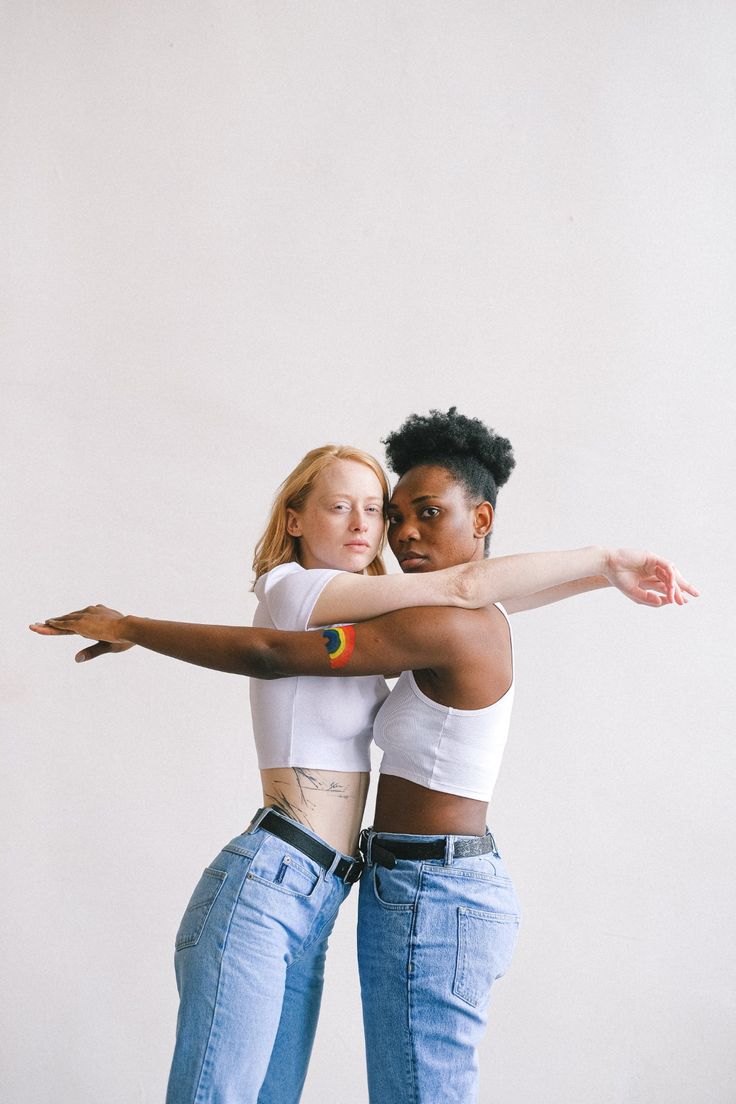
[382,406,515,510]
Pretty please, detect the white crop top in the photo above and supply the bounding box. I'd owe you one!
[249,562,389,771]
[373,603,515,802]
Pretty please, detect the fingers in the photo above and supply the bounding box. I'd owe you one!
[29,622,76,635]
[75,642,114,663]
[651,558,700,603]
[638,576,669,594]
[44,607,91,622]
[631,588,666,607]
[652,561,677,604]
[30,605,106,632]
[46,617,81,633]
[674,570,700,598]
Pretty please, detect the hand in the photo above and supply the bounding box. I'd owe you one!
[604,550,699,606]
[29,604,135,663]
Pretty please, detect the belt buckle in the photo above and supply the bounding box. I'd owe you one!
[344,858,364,884]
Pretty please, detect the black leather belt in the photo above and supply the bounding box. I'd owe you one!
[359,828,498,869]
[248,808,363,884]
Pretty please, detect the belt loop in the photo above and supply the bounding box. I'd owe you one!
[488,829,500,857]
[246,806,269,833]
[444,834,454,865]
[360,827,374,866]
[325,850,341,879]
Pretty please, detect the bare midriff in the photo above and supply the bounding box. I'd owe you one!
[259,767,370,856]
[373,774,488,837]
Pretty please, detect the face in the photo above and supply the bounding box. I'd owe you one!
[286,459,386,573]
[387,464,493,572]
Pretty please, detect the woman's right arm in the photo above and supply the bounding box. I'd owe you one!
[311,546,696,625]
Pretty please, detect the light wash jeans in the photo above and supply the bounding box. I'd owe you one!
[357,829,521,1104]
[166,810,353,1104]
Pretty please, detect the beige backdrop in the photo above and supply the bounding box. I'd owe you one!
[3,3,735,1102]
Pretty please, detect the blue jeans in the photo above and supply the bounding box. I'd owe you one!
[166,810,353,1104]
[357,830,521,1104]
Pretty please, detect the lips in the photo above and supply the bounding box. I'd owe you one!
[398,552,429,569]
[345,542,370,551]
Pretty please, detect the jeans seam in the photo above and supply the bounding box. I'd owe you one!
[404,866,424,1103]
[290,883,347,968]
[190,862,252,1104]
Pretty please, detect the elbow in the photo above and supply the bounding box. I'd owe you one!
[452,562,482,608]
[241,635,282,680]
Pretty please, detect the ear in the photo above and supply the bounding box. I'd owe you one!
[286,508,302,538]
[473,501,494,539]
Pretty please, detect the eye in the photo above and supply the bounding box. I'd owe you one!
[365,505,382,514]
[420,507,441,519]
[332,503,350,511]
[387,515,400,526]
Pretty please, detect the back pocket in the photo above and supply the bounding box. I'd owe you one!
[175,867,227,951]
[453,905,520,1008]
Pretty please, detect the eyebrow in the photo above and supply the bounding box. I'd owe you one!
[387,494,444,510]
[319,493,385,502]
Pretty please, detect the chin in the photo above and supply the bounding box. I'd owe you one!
[344,554,374,573]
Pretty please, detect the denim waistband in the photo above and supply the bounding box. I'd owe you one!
[359,826,500,866]
[244,806,362,881]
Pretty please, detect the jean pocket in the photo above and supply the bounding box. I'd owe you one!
[175,867,227,951]
[371,865,418,910]
[453,905,520,1008]
[246,841,322,899]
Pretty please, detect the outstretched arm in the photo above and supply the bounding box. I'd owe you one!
[311,546,698,624]
[502,548,699,614]
[30,553,696,681]
[502,575,611,614]
[31,604,472,679]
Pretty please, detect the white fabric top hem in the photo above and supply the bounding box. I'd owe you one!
[257,757,372,772]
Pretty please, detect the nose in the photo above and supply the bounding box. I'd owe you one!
[390,518,420,545]
[350,509,369,532]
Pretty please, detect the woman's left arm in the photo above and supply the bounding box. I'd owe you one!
[502,575,611,613]
[307,545,697,625]
[466,547,697,613]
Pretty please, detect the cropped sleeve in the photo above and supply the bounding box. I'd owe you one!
[253,562,344,631]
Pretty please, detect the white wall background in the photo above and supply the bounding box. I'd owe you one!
[3,3,734,1101]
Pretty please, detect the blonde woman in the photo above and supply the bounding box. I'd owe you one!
[31,441,694,1104]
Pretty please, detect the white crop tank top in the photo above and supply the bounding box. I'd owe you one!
[373,602,515,802]
[249,562,389,771]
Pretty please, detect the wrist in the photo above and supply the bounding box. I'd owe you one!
[119,615,140,644]
[594,545,611,577]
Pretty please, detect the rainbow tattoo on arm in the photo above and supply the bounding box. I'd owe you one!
[322,624,356,669]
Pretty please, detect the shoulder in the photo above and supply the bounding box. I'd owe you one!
[425,604,511,668]
[254,561,303,597]
[391,604,505,646]
[255,562,346,631]
[444,603,509,637]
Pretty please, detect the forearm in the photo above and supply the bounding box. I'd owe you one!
[123,608,482,682]
[503,574,611,614]
[456,546,608,607]
[310,568,459,626]
[121,616,274,677]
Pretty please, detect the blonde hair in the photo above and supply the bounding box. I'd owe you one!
[252,445,390,583]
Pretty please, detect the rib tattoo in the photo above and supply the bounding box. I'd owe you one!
[264,768,350,831]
